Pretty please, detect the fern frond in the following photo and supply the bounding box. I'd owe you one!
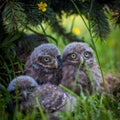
[2,1,27,32]
[90,7,110,40]
[82,1,110,40]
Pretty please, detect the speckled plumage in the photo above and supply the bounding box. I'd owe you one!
[7,76,77,119]
[99,73,120,97]
[61,42,102,95]
[29,83,76,112]
[24,43,62,85]
[28,83,77,120]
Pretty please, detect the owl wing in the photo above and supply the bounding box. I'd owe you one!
[30,84,77,113]
[98,73,120,97]
[30,84,66,112]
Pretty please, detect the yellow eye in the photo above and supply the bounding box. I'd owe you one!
[84,51,91,58]
[71,53,77,59]
[27,87,33,91]
[43,56,51,62]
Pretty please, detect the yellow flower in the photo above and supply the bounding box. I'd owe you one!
[37,2,47,12]
[72,27,81,35]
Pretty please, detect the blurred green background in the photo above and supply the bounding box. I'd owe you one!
[37,15,120,73]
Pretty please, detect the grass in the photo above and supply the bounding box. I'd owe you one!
[59,94,118,120]
[1,89,120,120]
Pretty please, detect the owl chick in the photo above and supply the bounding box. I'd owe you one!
[8,76,76,119]
[99,73,120,97]
[7,75,38,110]
[30,83,76,112]
[24,43,62,85]
[29,83,77,119]
[61,42,102,95]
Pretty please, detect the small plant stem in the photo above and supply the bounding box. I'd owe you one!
[39,23,46,35]
[70,15,76,31]
[70,0,89,30]
[71,0,107,91]
[88,0,107,91]
[24,25,58,44]
[60,84,79,99]
[35,97,46,120]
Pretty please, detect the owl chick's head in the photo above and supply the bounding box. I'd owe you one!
[28,43,61,69]
[62,42,96,67]
[8,75,38,100]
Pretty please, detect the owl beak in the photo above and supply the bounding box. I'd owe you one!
[54,60,58,68]
[80,56,84,65]
[23,91,27,100]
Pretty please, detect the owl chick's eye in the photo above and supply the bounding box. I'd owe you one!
[43,56,51,62]
[84,51,91,58]
[70,53,77,59]
[27,87,34,92]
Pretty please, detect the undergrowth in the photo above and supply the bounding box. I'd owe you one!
[0,86,120,120]
[0,0,120,120]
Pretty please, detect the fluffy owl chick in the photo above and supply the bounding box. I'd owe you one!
[24,43,62,85]
[29,83,77,119]
[61,42,102,95]
[7,75,38,110]
[99,73,120,97]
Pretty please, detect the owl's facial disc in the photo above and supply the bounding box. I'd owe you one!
[10,85,36,101]
[81,50,94,66]
[22,86,36,100]
[37,55,58,69]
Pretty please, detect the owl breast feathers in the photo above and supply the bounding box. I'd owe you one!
[61,42,102,95]
[24,43,62,85]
